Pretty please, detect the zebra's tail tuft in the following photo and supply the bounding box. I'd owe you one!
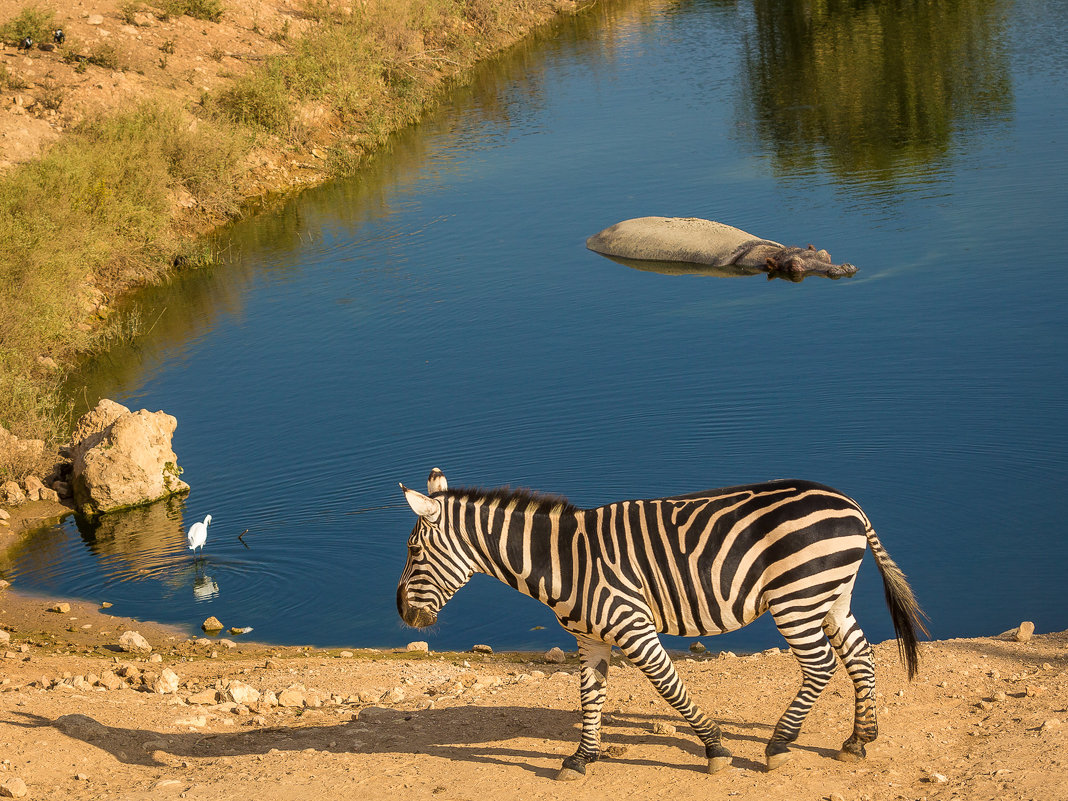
[864,525,929,680]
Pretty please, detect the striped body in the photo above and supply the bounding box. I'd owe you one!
[397,470,926,777]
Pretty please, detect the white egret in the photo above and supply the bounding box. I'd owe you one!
[187,514,212,555]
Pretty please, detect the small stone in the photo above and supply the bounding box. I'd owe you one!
[926,772,948,784]
[338,651,353,658]
[0,631,9,644]
[829,794,847,801]
[74,773,88,781]
[471,644,492,654]
[0,509,10,520]
[1015,621,1035,643]
[1041,718,1062,732]
[689,642,706,654]
[383,686,405,704]
[993,691,1007,702]
[118,630,152,654]
[22,476,44,501]
[202,617,224,632]
[225,680,260,705]
[153,669,180,694]
[277,687,306,708]
[0,777,27,798]
[229,627,253,635]
[406,641,429,654]
[100,602,112,608]
[99,670,125,690]
[186,689,219,705]
[0,481,26,505]
[651,721,676,735]
[0,579,9,589]
[87,14,104,24]
[48,602,71,614]
[543,647,565,664]
[1025,685,1046,698]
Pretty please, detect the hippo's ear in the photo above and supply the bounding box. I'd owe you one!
[427,467,447,494]
[806,244,816,251]
[401,484,441,523]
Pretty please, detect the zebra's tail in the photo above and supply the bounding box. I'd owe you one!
[864,524,929,680]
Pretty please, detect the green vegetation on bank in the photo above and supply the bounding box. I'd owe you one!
[0,0,582,479]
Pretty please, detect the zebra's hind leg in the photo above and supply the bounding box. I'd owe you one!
[557,637,612,781]
[616,623,732,774]
[766,612,839,770]
[824,610,878,762]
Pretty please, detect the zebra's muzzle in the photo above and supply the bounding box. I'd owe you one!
[398,586,438,628]
[402,604,437,628]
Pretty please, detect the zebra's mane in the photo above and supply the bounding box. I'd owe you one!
[442,485,577,515]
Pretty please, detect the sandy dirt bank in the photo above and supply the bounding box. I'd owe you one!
[1,584,1066,800]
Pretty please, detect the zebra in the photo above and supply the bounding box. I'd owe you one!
[396,468,927,779]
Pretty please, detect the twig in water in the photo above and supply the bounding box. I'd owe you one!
[237,528,250,549]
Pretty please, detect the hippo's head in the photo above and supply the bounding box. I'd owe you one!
[765,245,857,280]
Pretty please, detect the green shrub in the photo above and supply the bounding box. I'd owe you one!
[88,43,124,70]
[0,5,54,46]
[161,0,223,23]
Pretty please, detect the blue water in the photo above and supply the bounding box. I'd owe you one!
[6,0,1068,653]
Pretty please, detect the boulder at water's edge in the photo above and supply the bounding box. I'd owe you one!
[70,400,189,516]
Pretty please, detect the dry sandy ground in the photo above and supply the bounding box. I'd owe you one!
[0,0,308,174]
[1,585,1066,801]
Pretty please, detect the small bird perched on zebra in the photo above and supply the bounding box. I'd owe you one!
[397,468,927,779]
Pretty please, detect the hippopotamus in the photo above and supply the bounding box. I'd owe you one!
[586,217,858,279]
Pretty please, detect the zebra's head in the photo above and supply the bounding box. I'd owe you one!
[396,468,474,629]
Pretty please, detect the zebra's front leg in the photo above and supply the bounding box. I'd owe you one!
[617,624,732,774]
[557,636,612,781]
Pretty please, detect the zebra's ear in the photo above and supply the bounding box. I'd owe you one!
[427,467,447,494]
[400,483,441,523]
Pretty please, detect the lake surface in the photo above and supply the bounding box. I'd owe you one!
[5,0,1067,654]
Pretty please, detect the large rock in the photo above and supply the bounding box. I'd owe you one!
[70,400,189,516]
[118,630,152,654]
[0,481,25,506]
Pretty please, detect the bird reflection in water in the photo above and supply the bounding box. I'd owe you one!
[193,573,220,601]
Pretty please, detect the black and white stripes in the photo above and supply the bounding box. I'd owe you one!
[396,469,927,777]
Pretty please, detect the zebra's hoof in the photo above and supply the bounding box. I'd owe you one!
[835,747,865,763]
[765,750,793,771]
[555,767,586,782]
[707,755,732,773]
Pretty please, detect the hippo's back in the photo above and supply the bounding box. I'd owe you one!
[586,217,780,266]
